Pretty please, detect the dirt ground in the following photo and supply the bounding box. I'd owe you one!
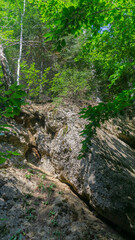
[0,163,130,240]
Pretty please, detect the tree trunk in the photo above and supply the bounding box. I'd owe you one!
[17,0,26,85]
[0,44,12,90]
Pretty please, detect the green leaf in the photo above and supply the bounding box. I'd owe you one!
[7,151,20,156]
[0,157,6,164]
[61,39,66,47]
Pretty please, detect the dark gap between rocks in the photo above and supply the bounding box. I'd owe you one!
[25,145,41,165]
[118,134,135,149]
[61,179,135,240]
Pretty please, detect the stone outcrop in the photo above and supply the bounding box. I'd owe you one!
[0,164,125,240]
[0,102,135,237]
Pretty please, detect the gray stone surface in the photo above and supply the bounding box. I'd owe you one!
[0,166,125,240]
[0,102,135,237]
[40,103,135,236]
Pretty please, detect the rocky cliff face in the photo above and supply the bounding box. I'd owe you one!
[0,102,135,238]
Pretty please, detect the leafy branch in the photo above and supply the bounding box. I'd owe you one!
[79,87,135,159]
[0,83,27,164]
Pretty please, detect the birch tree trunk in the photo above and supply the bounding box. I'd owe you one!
[17,0,26,85]
[0,44,12,90]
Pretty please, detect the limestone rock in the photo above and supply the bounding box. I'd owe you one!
[0,165,125,240]
[38,103,135,236]
[1,102,135,237]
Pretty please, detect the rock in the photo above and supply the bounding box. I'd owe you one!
[80,129,135,235]
[0,165,125,240]
[0,198,6,208]
[1,102,135,237]
[38,103,135,236]
[0,117,29,165]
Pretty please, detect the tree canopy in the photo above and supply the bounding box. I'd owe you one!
[0,0,135,160]
[33,0,135,156]
[37,0,135,94]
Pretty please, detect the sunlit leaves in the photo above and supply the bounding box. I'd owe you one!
[79,87,135,158]
[0,151,20,165]
[0,0,26,47]
[0,83,26,164]
[45,67,92,99]
[37,0,135,158]
[20,61,50,97]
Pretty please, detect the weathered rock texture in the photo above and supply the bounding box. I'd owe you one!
[0,164,126,240]
[0,102,135,237]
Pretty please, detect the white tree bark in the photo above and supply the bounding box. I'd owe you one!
[17,0,26,85]
[0,44,12,90]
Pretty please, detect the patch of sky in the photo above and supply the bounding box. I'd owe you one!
[100,24,111,33]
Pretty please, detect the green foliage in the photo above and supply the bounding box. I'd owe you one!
[0,0,26,45]
[0,83,26,164]
[51,219,58,226]
[27,168,34,173]
[0,151,21,164]
[35,0,135,157]
[10,229,26,240]
[25,173,33,180]
[0,83,26,117]
[46,67,91,100]
[53,231,61,237]
[47,183,56,197]
[48,210,56,216]
[79,88,135,159]
[40,173,46,180]
[48,183,56,190]
[20,61,50,98]
[58,191,64,195]
[0,66,4,80]
[36,0,135,97]
[1,0,135,159]
[25,208,36,221]
[43,201,49,205]
[38,181,46,192]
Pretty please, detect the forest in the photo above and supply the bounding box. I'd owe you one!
[0,0,135,162]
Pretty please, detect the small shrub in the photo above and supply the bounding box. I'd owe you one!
[43,201,49,205]
[51,219,58,227]
[47,183,56,197]
[53,231,61,237]
[25,173,33,180]
[48,210,56,216]
[41,173,46,180]
[38,181,45,192]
